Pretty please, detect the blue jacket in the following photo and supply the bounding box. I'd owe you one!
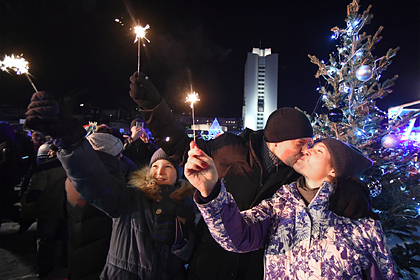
[58,139,196,280]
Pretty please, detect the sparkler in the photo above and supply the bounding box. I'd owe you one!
[186,92,200,142]
[133,21,150,73]
[1,54,38,92]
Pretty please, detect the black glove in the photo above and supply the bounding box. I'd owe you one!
[152,214,176,245]
[129,72,162,109]
[25,91,86,148]
[329,176,378,220]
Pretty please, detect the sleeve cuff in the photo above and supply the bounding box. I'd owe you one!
[194,180,221,204]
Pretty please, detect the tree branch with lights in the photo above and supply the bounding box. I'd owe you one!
[308,0,420,278]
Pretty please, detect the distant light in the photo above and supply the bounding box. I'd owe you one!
[80,104,84,107]
[165,137,170,142]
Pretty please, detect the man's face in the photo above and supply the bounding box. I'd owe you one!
[267,137,312,167]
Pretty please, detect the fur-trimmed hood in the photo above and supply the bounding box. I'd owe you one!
[128,166,195,203]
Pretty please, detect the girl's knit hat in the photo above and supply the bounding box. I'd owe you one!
[315,138,373,181]
[149,148,181,179]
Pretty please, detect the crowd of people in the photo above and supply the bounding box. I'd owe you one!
[0,71,398,279]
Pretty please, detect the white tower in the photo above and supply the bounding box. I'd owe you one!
[243,48,278,130]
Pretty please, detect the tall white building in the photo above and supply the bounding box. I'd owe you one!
[242,48,278,130]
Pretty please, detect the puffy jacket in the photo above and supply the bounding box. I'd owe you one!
[58,139,197,280]
[141,100,301,280]
[196,180,398,280]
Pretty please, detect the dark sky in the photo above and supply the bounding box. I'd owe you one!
[1,0,419,119]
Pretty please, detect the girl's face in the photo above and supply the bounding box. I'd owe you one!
[293,142,335,187]
[150,159,177,186]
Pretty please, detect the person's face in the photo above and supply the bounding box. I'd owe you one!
[293,142,335,184]
[150,159,177,186]
[267,138,312,167]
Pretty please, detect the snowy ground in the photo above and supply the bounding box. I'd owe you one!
[0,220,68,280]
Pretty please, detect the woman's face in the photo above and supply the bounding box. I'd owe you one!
[293,142,334,185]
[150,159,177,186]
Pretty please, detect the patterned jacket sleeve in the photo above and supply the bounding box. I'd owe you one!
[361,219,398,279]
[195,182,275,253]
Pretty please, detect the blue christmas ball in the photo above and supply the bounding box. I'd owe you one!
[356,65,373,81]
[381,134,399,148]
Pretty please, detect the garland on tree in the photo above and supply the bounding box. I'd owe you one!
[307,0,420,278]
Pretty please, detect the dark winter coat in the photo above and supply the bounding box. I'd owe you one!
[58,139,197,280]
[66,151,125,280]
[21,158,67,220]
[141,100,302,280]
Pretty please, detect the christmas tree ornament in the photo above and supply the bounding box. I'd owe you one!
[356,65,373,81]
[367,178,382,197]
[381,134,399,148]
[327,108,343,122]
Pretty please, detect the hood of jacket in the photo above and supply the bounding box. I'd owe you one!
[128,166,195,203]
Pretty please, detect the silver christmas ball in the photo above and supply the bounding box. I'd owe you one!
[381,134,399,149]
[356,65,373,81]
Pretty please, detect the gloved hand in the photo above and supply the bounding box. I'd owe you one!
[152,214,176,245]
[329,176,379,220]
[129,72,162,109]
[25,91,86,148]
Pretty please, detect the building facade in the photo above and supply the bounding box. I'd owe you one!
[243,48,278,130]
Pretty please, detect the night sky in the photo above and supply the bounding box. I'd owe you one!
[1,0,419,119]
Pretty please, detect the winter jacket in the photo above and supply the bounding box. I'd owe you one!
[66,151,125,280]
[141,100,301,280]
[21,158,67,220]
[122,137,157,169]
[58,139,197,280]
[195,179,398,280]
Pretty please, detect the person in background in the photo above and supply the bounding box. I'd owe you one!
[66,131,126,280]
[185,139,397,279]
[0,121,23,224]
[122,118,157,169]
[24,91,198,280]
[20,142,68,278]
[128,72,374,280]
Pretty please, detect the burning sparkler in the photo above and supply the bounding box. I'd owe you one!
[1,54,38,92]
[186,92,200,142]
[134,21,150,73]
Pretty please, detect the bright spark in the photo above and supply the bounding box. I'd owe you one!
[134,24,150,43]
[186,92,200,108]
[1,54,29,75]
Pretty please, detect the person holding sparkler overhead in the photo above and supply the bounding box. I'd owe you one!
[128,71,377,280]
[24,91,198,280]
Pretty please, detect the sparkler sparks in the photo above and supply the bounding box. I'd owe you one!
[1,54,29,74]
[133,22,150,73]
[1,54,38,92]
[186,92,200,142]
[134,24,150,44]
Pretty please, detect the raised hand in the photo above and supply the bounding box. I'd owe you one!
[129,72,162,109]
[184,141,218,197]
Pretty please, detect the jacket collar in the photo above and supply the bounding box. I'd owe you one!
[128,166,194,202]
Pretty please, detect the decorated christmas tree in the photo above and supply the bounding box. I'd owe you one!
[307,0,420,278]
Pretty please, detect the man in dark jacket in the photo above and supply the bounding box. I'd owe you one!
[122,118,157,169]
[128,72,372,280]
